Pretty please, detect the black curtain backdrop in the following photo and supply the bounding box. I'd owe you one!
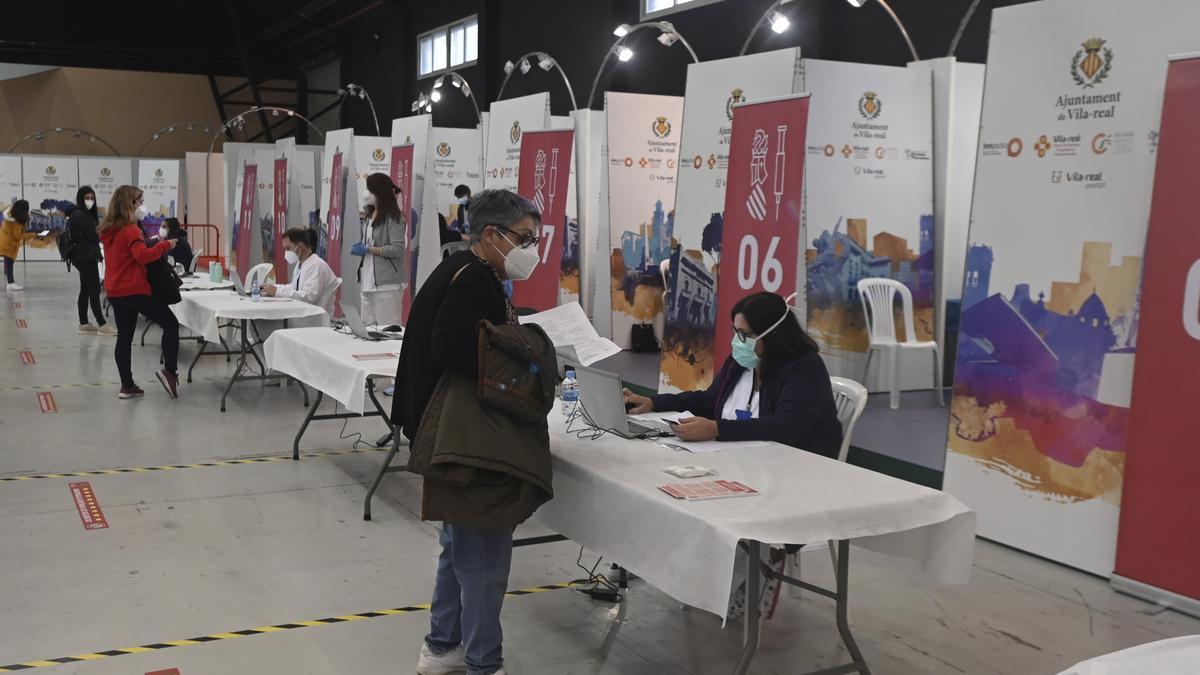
[337,0,1032,132]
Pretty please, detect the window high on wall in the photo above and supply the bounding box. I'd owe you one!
[418,15,478,78]
[642,0,724,20]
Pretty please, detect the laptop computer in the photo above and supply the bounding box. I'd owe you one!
[574,365,672,439]
[342,306,392,341]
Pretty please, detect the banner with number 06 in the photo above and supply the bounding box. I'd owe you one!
[713,93,811,367]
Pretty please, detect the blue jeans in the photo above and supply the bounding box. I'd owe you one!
[426,523,514,675]
[3,256,13,284]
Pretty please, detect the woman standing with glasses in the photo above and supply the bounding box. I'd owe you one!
[624,291,842,458]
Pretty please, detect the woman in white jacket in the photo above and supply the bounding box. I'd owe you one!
[352,173,408,326]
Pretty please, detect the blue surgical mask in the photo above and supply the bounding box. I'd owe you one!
[731,337,761,369]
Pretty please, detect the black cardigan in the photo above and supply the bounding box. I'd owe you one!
[66,207,102,264]
[651,352,843,458]
[391,250,509,441]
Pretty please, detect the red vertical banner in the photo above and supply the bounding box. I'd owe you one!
[713,94,811,367]
[1114,56,1200,606]
[390,144,415,324]
[235,163,257,280]
[326,151,345,277]
[513,129,574,311]
[273,157,289,284]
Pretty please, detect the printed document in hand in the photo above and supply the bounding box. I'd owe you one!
[519,302,621,366]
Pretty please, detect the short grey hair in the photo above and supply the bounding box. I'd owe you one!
[467,189,541,242]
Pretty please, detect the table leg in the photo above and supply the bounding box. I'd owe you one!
[834,540,870,674]
[734,540,763,675]
[364,433,402,521]
[293,391,324,460]
[220,319,251,412]
[365,379,392,432]
[187,337,211,383]
[140,320,154,346]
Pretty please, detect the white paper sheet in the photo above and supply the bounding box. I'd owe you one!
[520,302,621,366]
[656,439,770,454]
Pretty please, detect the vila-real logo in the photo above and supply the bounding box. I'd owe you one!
[437,142,452,157]
[725,88,746,121]
[858,91,882,120]
[100,168,111,177]
[155,168,164,178]
[1071,37,1113,89]
[509,121,522,145]
[652,116,672,139]
[372,148,385,162]
[45,166,56,176]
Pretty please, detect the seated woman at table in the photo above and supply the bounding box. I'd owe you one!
[262,227,338,314]
[157,218,193,273]
[624,291,842,458]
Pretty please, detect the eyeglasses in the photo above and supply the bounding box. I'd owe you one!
[733,328,760,344]
[494,224,540,249]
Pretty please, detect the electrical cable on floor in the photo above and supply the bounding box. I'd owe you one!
[571,546,624,603]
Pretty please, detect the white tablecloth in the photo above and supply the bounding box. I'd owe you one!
[533,415,976,619]
[173,292,328,343]
[1058,636,1200,674]
[264,327,401,414]
[180,277,234,291]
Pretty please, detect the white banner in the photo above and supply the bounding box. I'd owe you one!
[22,155,78,255]
[137,159,180,238]
[78,157,132,217]
[428,127,482,234]
[659,47,804,393]
[802,59,935,392]
[945,0,1200,576]
[224,143,274,262]
[605,92,685,349]
[551,115,583,306]
[484,93,550,192]
[574,110,606,324]
[0,155,21,212]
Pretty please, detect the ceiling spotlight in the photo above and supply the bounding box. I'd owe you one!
[337,88,347,96]
[168,126,175,132]
[657,30,679,46]
[769,11,790,33]
[613,23,632,37]
[537,54,555,71]
[450,76,462,88]
[519,58,531,74]
[504,60,515,75]
[460,82,472,97]
[272,109,280,116]
[431,89,443,103]
[433,77,444,89]
[617,46,634,62]
[152,134,160,141]
[846,0,869,6]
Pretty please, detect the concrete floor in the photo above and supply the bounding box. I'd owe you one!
[853,391,953,471]
[2,264,1198,675]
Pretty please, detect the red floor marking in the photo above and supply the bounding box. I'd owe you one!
[69,482,109,530]
[12,302,20,308]
[15,318,27,328]
[19,350,35,364]
[146,669,182,675]
[37,391,57,413]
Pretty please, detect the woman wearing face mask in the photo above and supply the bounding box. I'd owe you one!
[156,218,193,273]
[453,184,472,234]
[262,228,338,314]
[67,186,115,335]
[98,185,180,400]
[393,189,541,675]
[351,173,407,327]
[624,291,842,458]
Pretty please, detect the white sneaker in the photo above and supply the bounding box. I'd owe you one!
[6,283,23,291]
[416,643,467,675]
[78,324,99,334]
[97,324,117,336]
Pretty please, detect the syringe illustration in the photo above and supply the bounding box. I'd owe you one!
[773,125,788,222]
[548,148,560,216]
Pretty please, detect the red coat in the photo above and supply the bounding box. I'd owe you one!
[100,223,169,298]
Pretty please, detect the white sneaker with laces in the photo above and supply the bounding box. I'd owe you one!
[7,283,23,291]
[416,643,467,675]
[78,324,98,334]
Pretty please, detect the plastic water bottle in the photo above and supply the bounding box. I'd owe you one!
[561,368,579,420]
[250,280,261,302]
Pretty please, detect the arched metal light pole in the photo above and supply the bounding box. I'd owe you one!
[496,51,579,111]
[138,122,213,157]
[413,72,482,124]
[203,106,325,230]
[340,83,381,136]
[587,21,700,110]
[741,0,919,61]
[847,0,919,62]
[8,127,122,155]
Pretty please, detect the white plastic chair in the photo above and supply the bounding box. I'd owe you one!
[857,278,942,409]
[316,276,343,316]
[441,241,470,259]
[188,248,203,274]
[659,258,671,307]
[788,376,869,600]
[245,262,275,288]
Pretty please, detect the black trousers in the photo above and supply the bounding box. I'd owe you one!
[75,259,105,326]
[110,294,179,388]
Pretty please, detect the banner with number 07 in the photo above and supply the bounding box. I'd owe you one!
[713,93,811,367]
[513,128,575,311]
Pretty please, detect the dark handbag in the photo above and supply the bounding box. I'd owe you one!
[146,255,183,305]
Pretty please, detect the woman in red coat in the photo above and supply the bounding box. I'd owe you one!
[98,186,180,399]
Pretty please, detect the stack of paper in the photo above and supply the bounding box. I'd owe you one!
[519,303,621,366]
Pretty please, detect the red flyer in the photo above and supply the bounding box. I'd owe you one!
[657,480,760,501]
[714,94,810,367]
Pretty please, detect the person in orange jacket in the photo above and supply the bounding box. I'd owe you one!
[0,200,41,291]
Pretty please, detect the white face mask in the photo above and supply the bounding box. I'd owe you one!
[83,199,95,210]
[489,229,540,281]
[284,249,300,266]
[458,196,469,206]
[159,227,169,239]
[134,204,148,221]
[360,189,376,208]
